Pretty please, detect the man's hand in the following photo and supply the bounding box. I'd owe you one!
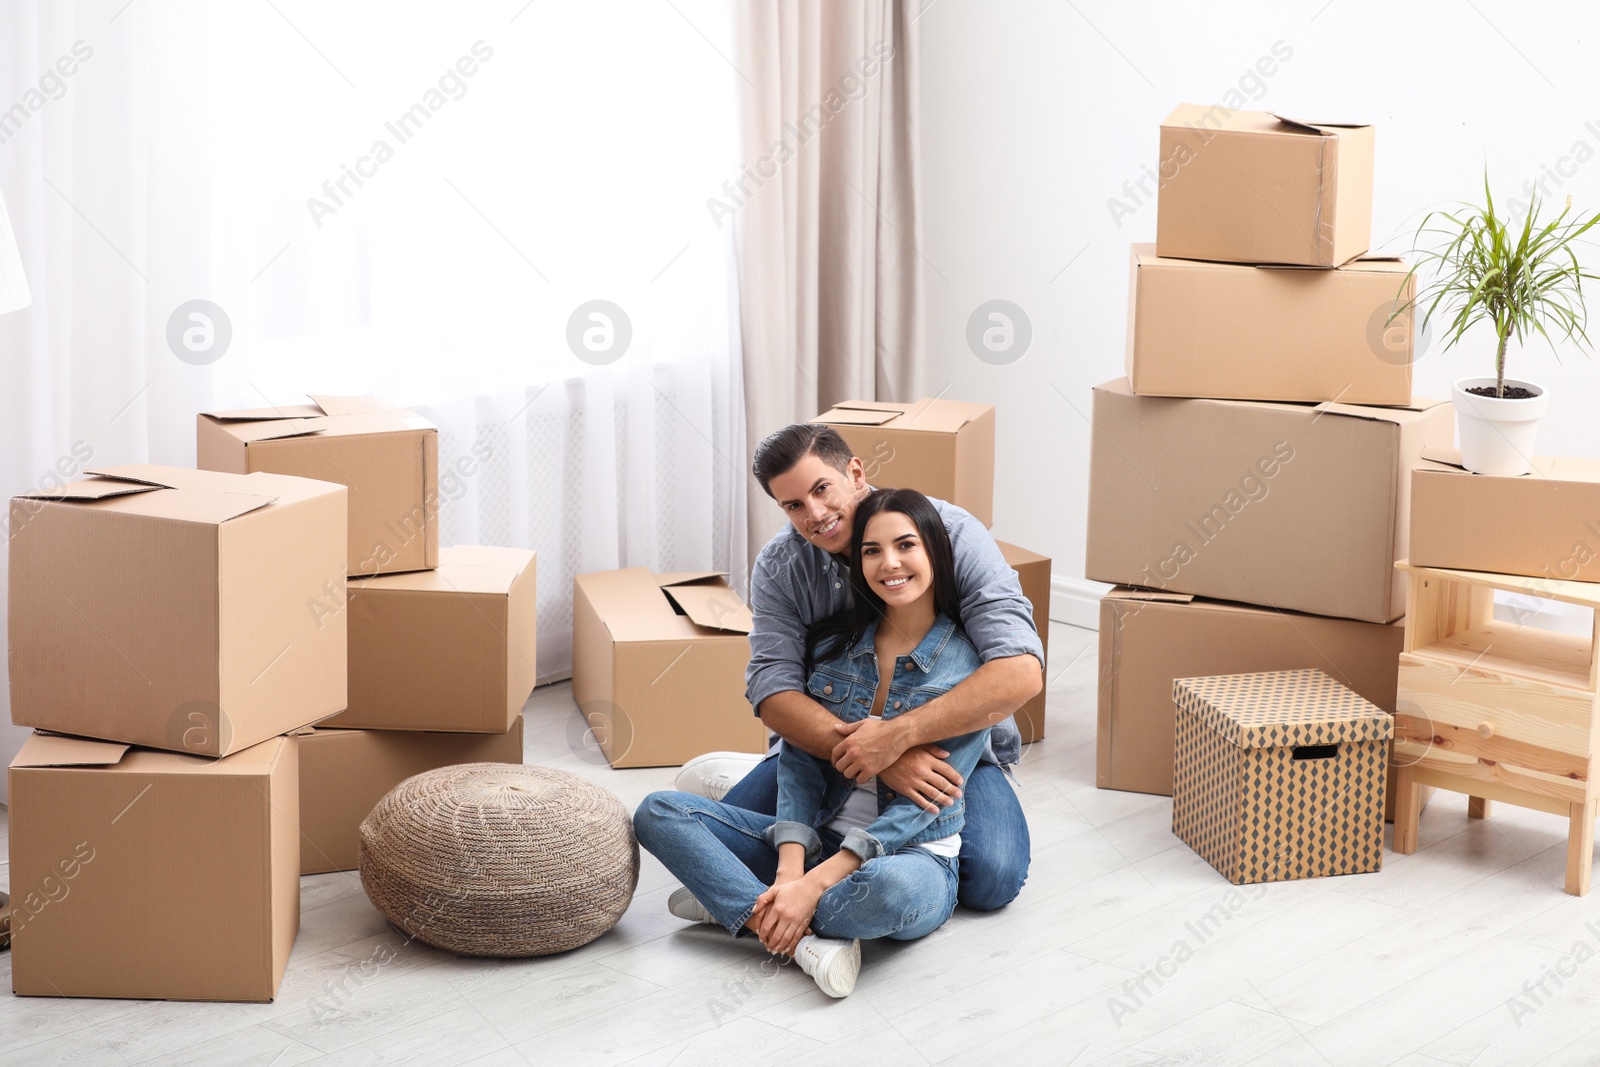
[831,716,911,781]
[754,879,823,956]
[877,745,963,814]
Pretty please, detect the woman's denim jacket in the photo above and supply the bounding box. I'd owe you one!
[764,613,990,864]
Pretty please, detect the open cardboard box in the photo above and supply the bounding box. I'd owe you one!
[812,398,996,526]
[1410,449,1600,583]
[322,545,538,733]
[8,465,347,756]
[1156,106,1374,267]
[1086,378,1453,623]
[7,732,299,1001]
[572,568,767,768]
[198,394,439,576]
[1126,244,1415,406]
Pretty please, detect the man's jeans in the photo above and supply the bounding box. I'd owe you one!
[722,752,1030,911]
[634,790,958,941]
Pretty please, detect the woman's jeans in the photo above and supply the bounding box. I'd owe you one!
[634,790,959,941]
[721,752,1030,911]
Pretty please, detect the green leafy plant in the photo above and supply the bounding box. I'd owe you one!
[1394,171,1600,397]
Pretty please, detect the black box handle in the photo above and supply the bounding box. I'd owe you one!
[1292,744,1339,761]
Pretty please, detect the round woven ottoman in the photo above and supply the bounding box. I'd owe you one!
[358,763,639,957]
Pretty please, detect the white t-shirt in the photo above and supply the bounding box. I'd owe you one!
[825,716,960,859]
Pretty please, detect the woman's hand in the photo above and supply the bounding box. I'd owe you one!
[754,878,823,957]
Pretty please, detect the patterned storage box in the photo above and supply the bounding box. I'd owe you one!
[1172,669,1392,884]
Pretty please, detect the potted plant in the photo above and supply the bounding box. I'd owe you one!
[1396,174,1600,476]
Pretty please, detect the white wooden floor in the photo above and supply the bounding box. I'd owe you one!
[7,621,1600,1065]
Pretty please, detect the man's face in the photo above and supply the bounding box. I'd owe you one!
[767,452,869,556]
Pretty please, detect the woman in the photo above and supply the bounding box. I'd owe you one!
[633,488,993,998]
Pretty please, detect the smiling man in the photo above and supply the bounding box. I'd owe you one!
[706,422,1042,911]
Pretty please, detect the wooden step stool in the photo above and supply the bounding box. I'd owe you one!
[1390,560,1600,895]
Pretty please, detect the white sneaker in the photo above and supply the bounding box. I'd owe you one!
[667,886,719,925]
[793,935,860,998]
[675,751,763,801]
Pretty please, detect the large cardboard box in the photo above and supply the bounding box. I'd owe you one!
[1097,588,1403,796]
[1156,106,1374,267]
[812,399,997,526]
[1172,670,1391,884]
[1410,450,1600,583]
[8,732,300,1001]
[572,568,767,768]
[198,395,439,577]
[997,541,1051,744]
[1086,378,1453,623]
[1125,245,1414,406]
[297,718,524,874]
[321,545,537,733]
[8,465,347,756]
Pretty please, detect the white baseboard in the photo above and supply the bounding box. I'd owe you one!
[1050,576,1109,631]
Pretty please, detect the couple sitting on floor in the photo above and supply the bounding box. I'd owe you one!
[633,424,1043,998]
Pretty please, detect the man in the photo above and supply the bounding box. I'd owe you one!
[682,423,1041,910]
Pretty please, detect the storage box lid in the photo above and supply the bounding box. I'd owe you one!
[1173,669,1392,748]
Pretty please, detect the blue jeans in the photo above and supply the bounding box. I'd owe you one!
[633,790,959,941]
[722,752,1030,911]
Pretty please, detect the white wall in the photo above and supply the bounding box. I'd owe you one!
[917,0,1600,628]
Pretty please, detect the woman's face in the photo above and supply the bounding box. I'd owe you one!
[859,510,932,609]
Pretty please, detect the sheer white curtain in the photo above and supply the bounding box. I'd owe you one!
[0,0,747,793]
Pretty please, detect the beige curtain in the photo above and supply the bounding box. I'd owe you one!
[731,0,925,559]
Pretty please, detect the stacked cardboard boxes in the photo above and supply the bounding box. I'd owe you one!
[6,398,538,1001]
[198,401,536,875]
[1091,107,1455,820]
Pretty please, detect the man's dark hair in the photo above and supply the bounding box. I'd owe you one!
[751,424,856,498]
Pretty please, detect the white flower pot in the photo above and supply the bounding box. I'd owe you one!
[1451,376,1549,477]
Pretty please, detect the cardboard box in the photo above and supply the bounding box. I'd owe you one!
[1172,669,1391,884]
[1410,450,1600,583]
[812,399,997,526]
[1156,106,1374,267]
[572,568,767,768]
[8,732,299,1001]
[1125,245,1414,406]
[1085,378,1453,623]
[1098,587,1403,793]
[297,718,524,874]
[997,541,1052,744]
[8,465,347,756]
[320,545,537,733]
[198,395,439,576]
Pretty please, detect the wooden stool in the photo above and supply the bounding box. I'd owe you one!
[1390,561,1600,895]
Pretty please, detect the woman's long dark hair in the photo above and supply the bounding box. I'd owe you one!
[803,488,963,675]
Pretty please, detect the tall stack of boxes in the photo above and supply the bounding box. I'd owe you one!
[6,397,537,1002]
[198,399,537,875]
[1090,107,1455,815]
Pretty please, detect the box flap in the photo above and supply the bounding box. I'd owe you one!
[660,576,754,633]
[18,476,161,502]
[1105,586,1196,604]
[1271,114,1371,134]
[80,465,279,522]
[903,398,987,433]
[11,732,131,768]
[307,394,400,417]
[816,402,906,427]
[200,403,324,421]
[352,544,533,595]
[198,410,330,443]
[1312,396,1447,421]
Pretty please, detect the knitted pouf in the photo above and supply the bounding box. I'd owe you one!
[358,762,639,957]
